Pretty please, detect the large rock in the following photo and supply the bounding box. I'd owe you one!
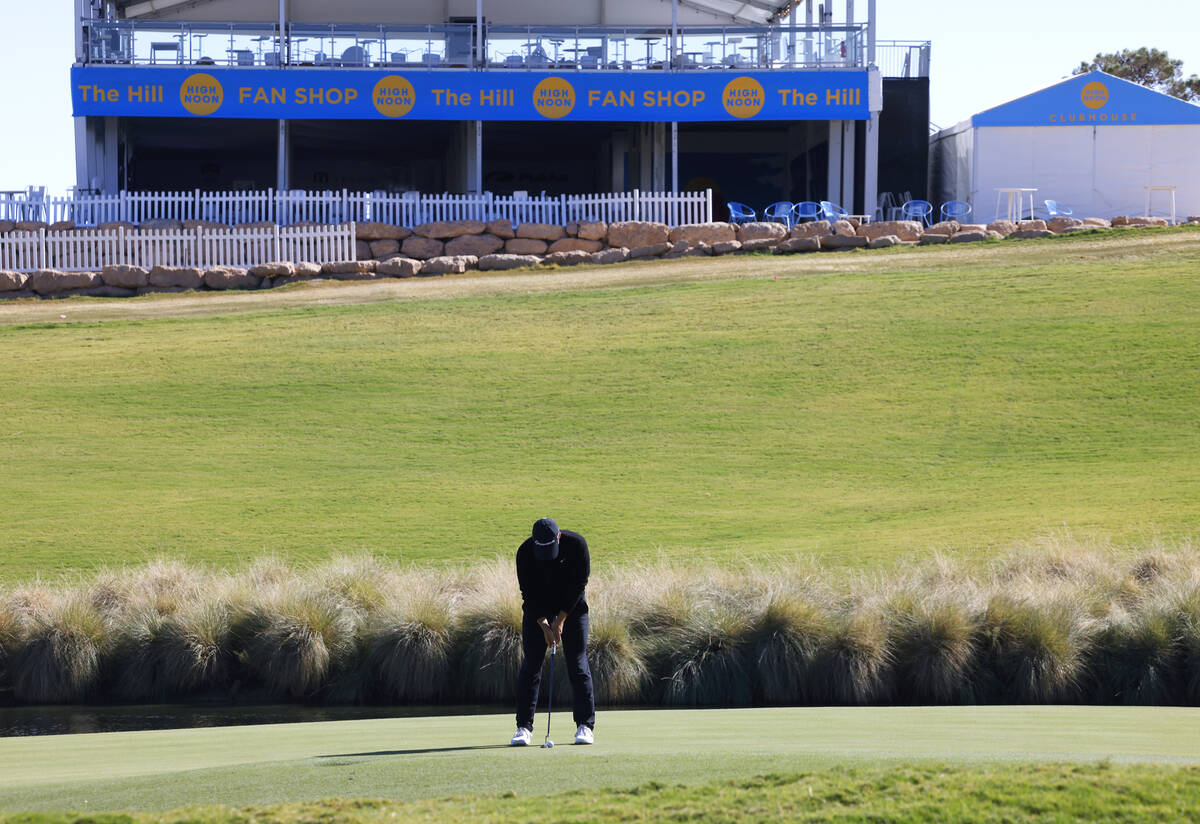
[140,219,183,231]
[421,255,478,275]
[355,240,373,260]
[505,237,548,255]
[628,242,671,259]
[96,221,136,233]
[547,238,603,254]
[1047,216,1083,234]
[859,220,923,242]
[183,219,230,231]
[665,241,712,258]
[950,230,990,244]
[577,221,608,242]
[29,270,100,294]
[1008,228,1056,240]
[987,220,1018,237]
[369,239,401,259]
[543,250,592,266]
[0,220,15,233]
[356,221,411,241]
[82,285,137,298]
[927,220,960,236]
[669,222,736,245]
[591,247,629,265]
[376,256,423,277]
[478,253,542,271]
[820,234,869,250]
[445,233,505,257]
[918,233,951,245]
[101,264,149,288]
[401,236,445,260]
[49,221,77,232]
[0,270,28,291]
[485,219,515,239]
[1017,219,1048,232]
[15,220,49,233]
[148,266,205,288]
[711,240,743,255]
[294,261,323,277]
[867,235,902,249]
[515,222,565,242]
[413,220,486,240]
[250,261,295,278]
[741,238,778,252]
[773,237,820,254]
[735,222,787,243]
[1121,216,1168,227]
[830,220,857,237]
[204,266,260,290]
[321,260,377,275]
[1082,218,1112,228]
[790,220,833,239]
[607,221,669,249]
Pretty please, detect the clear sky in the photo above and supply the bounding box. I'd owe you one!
[1,1,1197,194]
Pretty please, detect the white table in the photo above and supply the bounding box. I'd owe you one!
[1144,185,1176,225]
[994,188,1037,222]
[844,214,873,224]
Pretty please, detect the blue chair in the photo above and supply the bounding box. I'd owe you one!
[727,201,756,224]
[900,199,933,226]
[1044,200,1073,218]
[940,200,972,223]
[763,201,794,229]
[792,201,822,224]
[819,200,847,222]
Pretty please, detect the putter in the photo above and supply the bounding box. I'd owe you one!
[542,643,557,749]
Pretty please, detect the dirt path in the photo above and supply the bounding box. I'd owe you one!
[2,230,1195,326]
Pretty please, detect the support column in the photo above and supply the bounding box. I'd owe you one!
[670,122,678,194]
[867,0,876,66]
[611,131,627,191]
[804,0,813,65]
[863,113,879,219]
[464,120,482,194]
[278,0,288,64]
[638,123,652,190]
[103,116,120,193]
[276,119,290,192]
[652,122,666,192]
[841,120,856,213]
[74,118,91,192]
[827,120,842,206]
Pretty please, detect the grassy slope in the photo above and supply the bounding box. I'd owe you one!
[2,706,1200,811]
[1,230,1198,579]
[7,764,1200,824]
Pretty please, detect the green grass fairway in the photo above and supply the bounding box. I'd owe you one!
[1,706,1199,812]
[2,230,1199,579]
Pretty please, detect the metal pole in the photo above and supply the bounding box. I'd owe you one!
[476,0,483,69]
[789,2,797,65]
[278,0,287,64]
[671,122,678,194]
[671,0,678,67]
[475,121,483,195]
[867,0,876,66]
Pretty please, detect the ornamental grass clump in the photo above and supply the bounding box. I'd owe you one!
[10,593,110,703]
[980,593,1095,703]
[454,561,524,703]
[313,554,400,615]
[236,589,360,698]
[1093,606,1179,705]
[653,601,755,707]
[585,602,650,705]
[886,593,981,705]
[366,576,455,703]
[817,604,892,705]
[749,592,832,705]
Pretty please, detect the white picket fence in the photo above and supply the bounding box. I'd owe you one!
[7,189,712,230]
[0,224,356,273]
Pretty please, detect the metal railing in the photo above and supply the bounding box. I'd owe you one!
[875,41,931,79]
[80,19,876,72]
[2,189,713,230]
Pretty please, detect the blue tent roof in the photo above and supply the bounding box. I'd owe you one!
[973,70,1200,127]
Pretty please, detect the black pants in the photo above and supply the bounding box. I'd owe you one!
[516,610,595,731]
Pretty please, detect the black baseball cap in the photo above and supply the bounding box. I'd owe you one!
[531,517,560,560]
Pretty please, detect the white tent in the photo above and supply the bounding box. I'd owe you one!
[930,71,1200,222]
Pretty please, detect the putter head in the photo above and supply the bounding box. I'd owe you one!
[542,739,554,748]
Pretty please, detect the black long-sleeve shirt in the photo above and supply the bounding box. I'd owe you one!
[516,529,590,620]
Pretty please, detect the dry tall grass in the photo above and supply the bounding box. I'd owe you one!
[3,540,1200,707]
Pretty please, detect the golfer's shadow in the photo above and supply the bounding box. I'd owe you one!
[319,745,510,757]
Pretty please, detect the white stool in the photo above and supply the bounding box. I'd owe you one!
[1144,186,1176,225]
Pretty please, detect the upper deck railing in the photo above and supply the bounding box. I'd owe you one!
[78,19,922,74]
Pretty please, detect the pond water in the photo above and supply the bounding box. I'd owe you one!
[0,704,508,737]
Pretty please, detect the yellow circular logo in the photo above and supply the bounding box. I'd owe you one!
[723,77,765,119]
[179,73,223,116]
[1081,81,1108,109]
[373,76,416,118]
[532,77,575,119]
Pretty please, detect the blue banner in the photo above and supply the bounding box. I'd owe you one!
[71,66,869,122]
[973,71,1200,127]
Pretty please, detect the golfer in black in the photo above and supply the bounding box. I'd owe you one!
[510,517,595,746]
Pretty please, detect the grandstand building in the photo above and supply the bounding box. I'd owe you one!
[71,0,930,216]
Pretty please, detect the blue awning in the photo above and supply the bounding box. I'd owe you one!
[972,70,1200,127]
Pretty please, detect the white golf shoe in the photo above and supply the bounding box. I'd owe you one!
[510,727,532,746]
[574,724,594,745]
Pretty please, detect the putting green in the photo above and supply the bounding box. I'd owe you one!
[2,706,1199,811]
